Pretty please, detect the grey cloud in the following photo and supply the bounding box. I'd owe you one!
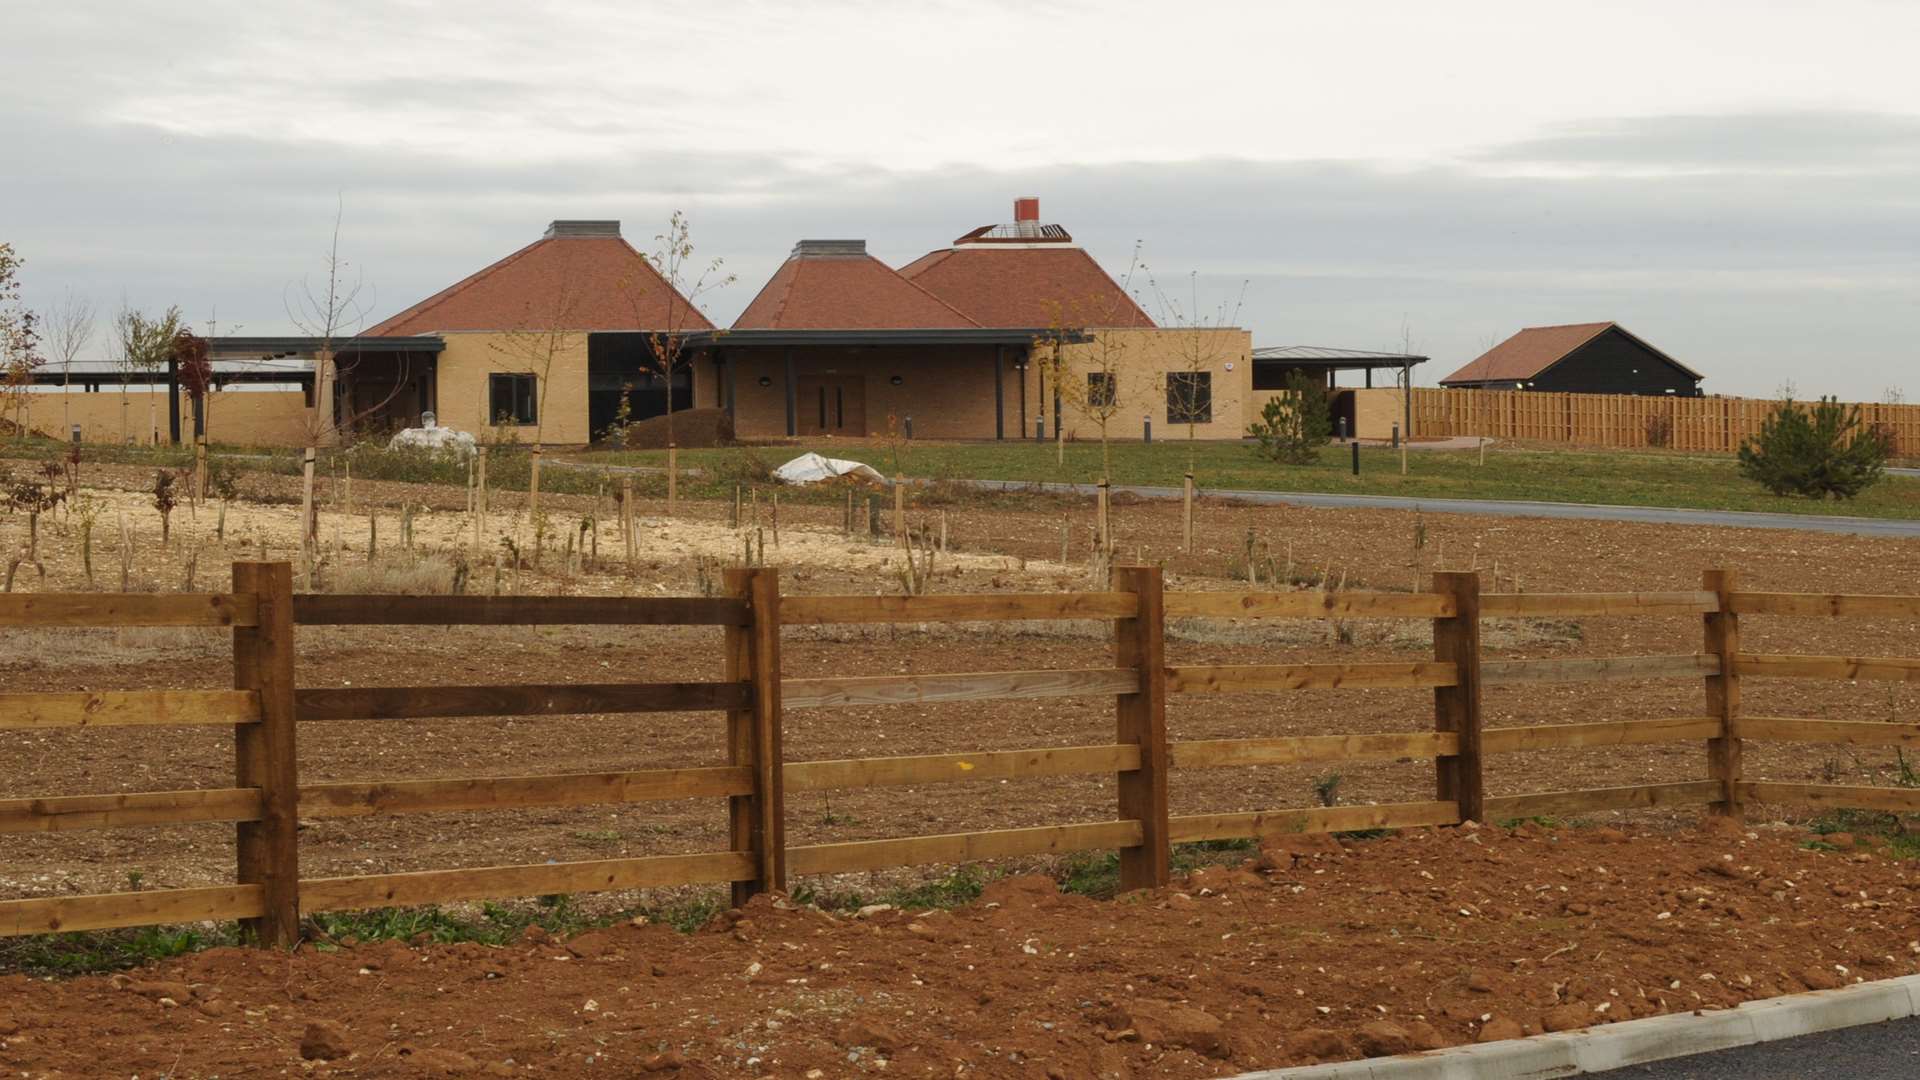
[3,109,1916,400]
[1474,111,1920,171]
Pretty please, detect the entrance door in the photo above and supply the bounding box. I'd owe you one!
[796,375,866,436]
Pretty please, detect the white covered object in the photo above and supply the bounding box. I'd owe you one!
[772,452,886,486]
[388,424,478,455]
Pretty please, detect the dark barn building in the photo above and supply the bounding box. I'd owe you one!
[1440,322,1703,396]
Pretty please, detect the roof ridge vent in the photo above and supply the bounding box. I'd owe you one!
[791,239,867,258]
[545,220,622,238]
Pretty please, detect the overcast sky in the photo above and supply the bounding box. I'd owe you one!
[5,0,1918,398]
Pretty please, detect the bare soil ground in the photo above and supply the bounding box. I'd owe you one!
[1,464,1918,1075]
[4,822,1917,1078]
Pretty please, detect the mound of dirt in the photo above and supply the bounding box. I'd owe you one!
[615,408,733,449]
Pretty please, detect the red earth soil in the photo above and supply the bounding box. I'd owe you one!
[3,820,1916,1079]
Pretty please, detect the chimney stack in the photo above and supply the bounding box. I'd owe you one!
[1013,196,1040,223]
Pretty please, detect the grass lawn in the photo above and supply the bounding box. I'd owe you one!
[575,440,1920,520]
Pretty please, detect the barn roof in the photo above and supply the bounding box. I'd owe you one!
[1440,322,1702,386]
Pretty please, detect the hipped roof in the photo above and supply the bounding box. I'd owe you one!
[898,246,1154,329]
[732,248,981,330]
[368,233,713,336]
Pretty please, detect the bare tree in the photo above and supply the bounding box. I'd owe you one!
[46,291,95,437]
[284,199,401,558]
[490,245,586,518]
[614,211,732,448]
[0,243,40,441]
[1146,263,1248,465]
[112,304,182,446]
[284,199,382,447]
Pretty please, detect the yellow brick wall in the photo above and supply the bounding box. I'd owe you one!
[17,387,317,446]
[1047,327,1253,442]
[434,332,593,446]
[722,345,1023,440]
[1348,388,1412,440]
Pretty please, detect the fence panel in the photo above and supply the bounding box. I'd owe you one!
[5,564,1920,945]
[1407,387,1920,456]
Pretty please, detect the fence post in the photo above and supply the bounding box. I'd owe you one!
[232,561,299,947]
[726,566,786,903]
[1703,568,1742,819]
[1431,571,1484,824]
[1112,564,1169,890]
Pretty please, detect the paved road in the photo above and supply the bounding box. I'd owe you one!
[967,479,1920,539]
[1590,1015,1920,1078]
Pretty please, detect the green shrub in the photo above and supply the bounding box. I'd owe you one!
[1247,371,1331,464]
[1737,396,1890,499]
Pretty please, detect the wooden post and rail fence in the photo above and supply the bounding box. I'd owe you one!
[3,565,1919,946]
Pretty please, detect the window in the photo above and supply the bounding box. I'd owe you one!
[490,373,538,426]
[1086,372,1116,409]
[1166,371,1212,424]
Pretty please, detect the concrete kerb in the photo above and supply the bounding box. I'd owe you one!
[1230,974,1920,1080]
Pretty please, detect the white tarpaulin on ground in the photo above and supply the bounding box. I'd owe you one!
[773,452,887,486]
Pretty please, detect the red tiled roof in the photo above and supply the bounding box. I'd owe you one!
[1439,322,1619,385]
[367,232,713,336]
[898,246,1155,329]
[733,244,980,330]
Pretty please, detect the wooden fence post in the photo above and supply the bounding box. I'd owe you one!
[1431,571,1484,824]
[232,561,299,947]
[1703,568,1742,819]
[1112,564,1169,890]
[726,566,786,903]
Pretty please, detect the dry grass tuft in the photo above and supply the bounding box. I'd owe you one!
[322,553,461,595]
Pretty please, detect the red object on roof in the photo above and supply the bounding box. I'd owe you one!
[732,240,980,330]
[1440,321,1701,386]
[897,197,1155,329]
[367,221,714,336]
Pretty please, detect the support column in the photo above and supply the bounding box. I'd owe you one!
[993,345,1005,440]
[1017,348,1028,439]
[783,348,797,437]
[167,357,182,445]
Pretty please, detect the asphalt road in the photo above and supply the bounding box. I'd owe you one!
[969,479,1920,539]
[1590,1016,1920,1078]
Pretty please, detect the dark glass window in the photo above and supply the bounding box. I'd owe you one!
[1166,371,1212,424]
[490,373,538,425]
[1087,372,1116,408]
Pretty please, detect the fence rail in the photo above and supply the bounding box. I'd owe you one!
[3,564,1918,944]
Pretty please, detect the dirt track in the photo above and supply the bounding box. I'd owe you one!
[3,823,1916,1077]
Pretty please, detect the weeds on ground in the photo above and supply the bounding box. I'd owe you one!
[1802,808,1920,857]
[1056,839,1259,900]
[796,865,990,913]
[0,923,241,976]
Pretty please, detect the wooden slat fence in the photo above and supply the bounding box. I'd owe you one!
[3,565,1918,943]
[1408,387,1920,456]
